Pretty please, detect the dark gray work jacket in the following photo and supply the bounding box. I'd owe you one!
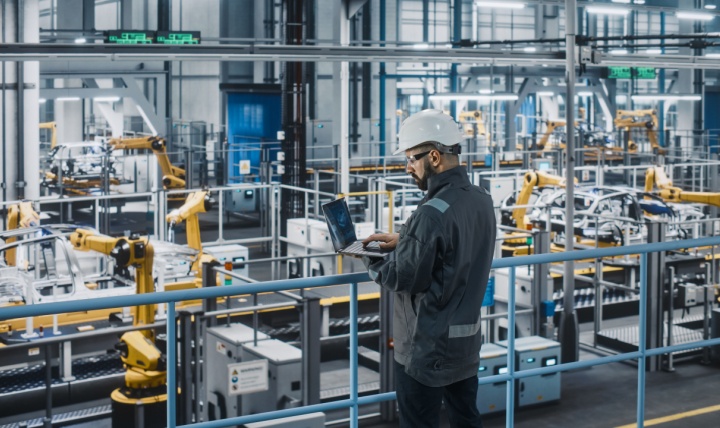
[365,166,496,387]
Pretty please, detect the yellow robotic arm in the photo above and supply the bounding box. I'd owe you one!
[659,188,720,208]
[107,136,186,189]
[645,166,720,207]
[644,166,674,192]
[4,202,41,266]
[39,122,57,149]
[458,110,491,141]
[614,109,664,154]
[69,229,156,338]
[166,191,212,252]
[511,170,576,231]
[538,120,577,151]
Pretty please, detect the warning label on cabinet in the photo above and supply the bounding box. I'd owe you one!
[228,359,268,396]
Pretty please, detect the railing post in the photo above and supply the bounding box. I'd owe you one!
[637,253,648,427]
[506,266,516,428]
[350,282,359,428]
[167,301,176,428]
[379,289,396,422]
[532,230,551,338]
[301,296,322,406]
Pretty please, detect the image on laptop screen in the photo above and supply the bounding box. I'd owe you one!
[322,198,357,251]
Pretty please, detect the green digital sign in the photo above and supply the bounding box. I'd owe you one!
[606,66,656,79]
[156,31,201,45]
[105,30,155,44]
[104,30,201,45]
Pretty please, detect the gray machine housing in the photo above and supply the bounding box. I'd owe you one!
[476,343,508,415]
[240,339,303,414]
[497,336,561,407]
[204,323,270,421]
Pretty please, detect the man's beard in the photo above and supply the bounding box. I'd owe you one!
[413,159,436,191]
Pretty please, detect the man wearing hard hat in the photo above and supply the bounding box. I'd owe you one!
[362,109,496,427]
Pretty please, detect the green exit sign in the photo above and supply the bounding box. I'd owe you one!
[156,31,201,45]
[606,66,656,79]
[105,30,154,44]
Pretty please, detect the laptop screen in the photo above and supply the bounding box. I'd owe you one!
[321,198,357,251]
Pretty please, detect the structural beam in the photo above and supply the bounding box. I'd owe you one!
[3,43,720,70]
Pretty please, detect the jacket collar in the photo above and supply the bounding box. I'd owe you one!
[425,165,470,200]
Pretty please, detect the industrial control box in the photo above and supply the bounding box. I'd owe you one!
[497,336,561,407]
[477,343,508,415]
[240,339,303,414]
[478,176,517,204]
[204,244,250,283]
[223,185,260,215]
[286,218,335,278]
[204,323,270,421]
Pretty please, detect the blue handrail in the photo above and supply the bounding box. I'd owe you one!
[1,235,719,428]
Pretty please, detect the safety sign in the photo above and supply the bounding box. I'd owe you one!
[228,359,269,396]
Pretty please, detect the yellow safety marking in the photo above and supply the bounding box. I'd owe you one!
[615,403,720,428]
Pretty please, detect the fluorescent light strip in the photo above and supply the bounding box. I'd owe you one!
[56,97,81,101]
[39,98,47,103]
[412,43,429,49]
[705,53,720,58]
[523,47,537,52]
[645,49,662,54]
[93,96,121,102]
[676,11,715,21]
[536,91,555,96]
[631,94,702,101]
[610,49,629,55]
[475,1,525,9]
[706,5,717,10]
[429,93,518,101]
[577,91,594,97]
[586,6,630,15]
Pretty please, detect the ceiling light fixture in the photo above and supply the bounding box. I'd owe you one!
[74,37,87,44]
[523,47,537,52]
[475,1,525,9]
[429,93,519,101]
[704,53,720,58]
[93,96,121,102]
[676,11,715,21]
[412,43,429,49]
[56,97,81,102]
[586,6,630,15]
[705,5,717,10]
[631,94,702,101]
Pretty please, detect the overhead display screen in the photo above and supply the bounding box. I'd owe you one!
[156,31,201,45]
[104,31,201,45]
[105,31,155,44]
[606,66,656,79]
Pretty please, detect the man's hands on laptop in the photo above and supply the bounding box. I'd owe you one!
[362,233,399,251]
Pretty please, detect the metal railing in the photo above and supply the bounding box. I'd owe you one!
[1,236,720,427]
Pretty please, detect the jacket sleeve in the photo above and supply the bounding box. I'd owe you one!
[363,212,441,294]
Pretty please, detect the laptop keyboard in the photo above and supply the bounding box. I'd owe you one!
[343,241,385,256]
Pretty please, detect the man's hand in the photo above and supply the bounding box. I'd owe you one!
[362,233,399,251]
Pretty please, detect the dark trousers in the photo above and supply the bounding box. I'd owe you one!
[395,361,483,428]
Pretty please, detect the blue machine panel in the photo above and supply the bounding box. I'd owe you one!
[227,92,282,182]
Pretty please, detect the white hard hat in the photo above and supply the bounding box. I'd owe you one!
[395,109,465,155]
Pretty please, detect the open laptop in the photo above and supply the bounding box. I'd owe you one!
[321,198,389,258]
